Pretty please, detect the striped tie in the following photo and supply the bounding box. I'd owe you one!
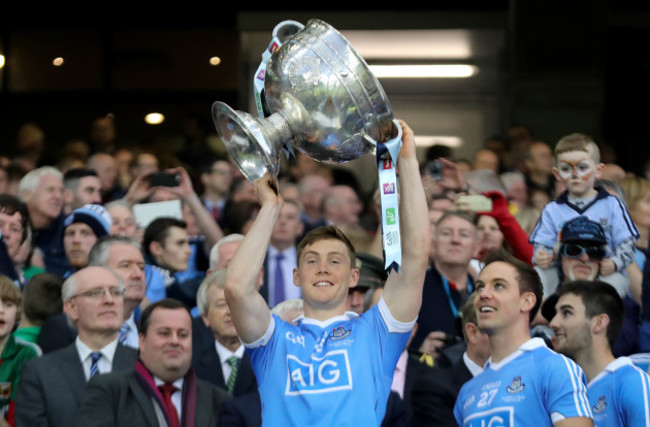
[118,323,129,345]
[89,351,102,378]
[226,356,240,394]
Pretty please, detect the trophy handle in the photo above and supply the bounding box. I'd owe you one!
[212,102,284,182]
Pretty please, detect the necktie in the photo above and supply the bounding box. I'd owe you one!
[226,356,240,394]
[158,383,180,427]
[118,323,129,345]
[89,351,102,378]
[274,253,285,306]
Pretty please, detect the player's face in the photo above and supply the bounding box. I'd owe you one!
[549,293,592,357]
[139,307,192,382]
[553,150,602,198]
[474,261,531,334]
[294,238,359,312]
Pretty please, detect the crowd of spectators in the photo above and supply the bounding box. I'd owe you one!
[0,115,650,426]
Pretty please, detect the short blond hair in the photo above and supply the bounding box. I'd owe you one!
[555,133,600,164]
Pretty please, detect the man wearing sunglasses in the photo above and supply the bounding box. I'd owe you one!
[538,215,629,303]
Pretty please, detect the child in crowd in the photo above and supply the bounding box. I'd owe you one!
[529,133,639,296]
[0,275,40,426]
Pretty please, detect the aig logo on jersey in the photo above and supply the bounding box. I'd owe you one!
[285,350,352,395]
[464,406,514,427]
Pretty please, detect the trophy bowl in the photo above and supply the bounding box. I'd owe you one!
[212,19,396,182]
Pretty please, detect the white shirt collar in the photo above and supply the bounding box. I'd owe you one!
[215,339,245,364]
[75,336,119,365]
[463,351,485,377]
[268,245,297,258]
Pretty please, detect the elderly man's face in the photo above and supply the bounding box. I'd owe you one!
[560,244,603,281]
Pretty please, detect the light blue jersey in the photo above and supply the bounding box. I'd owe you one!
[245,297,413,426]
[530,188,639,269]
[454,338,592,426]
[588,357,650,427]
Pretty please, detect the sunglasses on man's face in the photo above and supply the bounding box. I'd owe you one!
[561,243,606,261]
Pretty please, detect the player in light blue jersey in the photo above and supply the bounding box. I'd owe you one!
[224,120,430,426]
[549,280,650,427]
[454,250,593,427]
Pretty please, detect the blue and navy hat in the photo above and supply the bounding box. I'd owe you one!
[64,204,112,238]
[559,216,607,245]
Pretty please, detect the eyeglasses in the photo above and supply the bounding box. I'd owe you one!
[70,287,125,300]
[561,243,606,261]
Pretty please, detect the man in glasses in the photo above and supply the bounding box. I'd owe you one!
[15,266,138,427]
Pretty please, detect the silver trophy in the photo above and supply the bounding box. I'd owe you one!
[212,19,397,182]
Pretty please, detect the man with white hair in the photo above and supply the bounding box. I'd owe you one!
[19,166,68,276]
[193,270,257,396]
[16,266,138,427]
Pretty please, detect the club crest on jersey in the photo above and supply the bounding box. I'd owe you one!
[0,382,10,399]
[506,377,525,393]
[592,396,607,413]
[330,326,351,340]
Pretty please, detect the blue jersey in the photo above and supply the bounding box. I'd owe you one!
[454,338,592,426]
[245,297,413,426]
[588,357,650,427]
[530,188,639,268]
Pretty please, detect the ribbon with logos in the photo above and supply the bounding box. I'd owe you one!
[376,120,403,273]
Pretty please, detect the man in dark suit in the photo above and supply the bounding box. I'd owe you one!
[193,270,257,396]
[76,298,230,426]
[16,266,138,427]
[259,200,303,307]
[410,293,490,426]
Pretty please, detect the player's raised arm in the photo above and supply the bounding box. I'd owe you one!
[225,174,282,343]
[383,119,431,323]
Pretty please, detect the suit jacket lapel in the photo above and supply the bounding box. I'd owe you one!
[199,345,225,389]
[57,344,87,405]
[234,354,256,395]
[113,343,136,370]
[129,373,164,427]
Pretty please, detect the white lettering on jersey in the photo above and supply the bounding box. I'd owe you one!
[285,350,352,395]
